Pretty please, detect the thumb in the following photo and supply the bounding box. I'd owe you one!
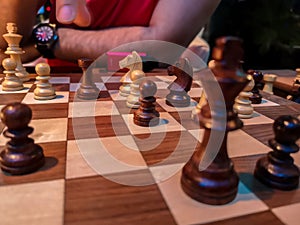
[56,0,91,27]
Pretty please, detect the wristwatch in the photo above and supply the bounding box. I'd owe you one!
[32,23,58,58]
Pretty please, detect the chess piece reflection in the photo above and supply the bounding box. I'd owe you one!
[2,23,29,82]
[76,58,100,100]
[0,103,45,175]
[166,58,193,107]
[254,115,300,190]
[1,58,24,91]
[34,63,56,100]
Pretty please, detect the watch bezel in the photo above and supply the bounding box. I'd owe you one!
[33,23,58,45]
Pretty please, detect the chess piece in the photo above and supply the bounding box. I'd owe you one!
[2,23,29,82]
[263,73,277,94]
[126,70,145,108]
[34,63,56,100]
[191,90,207,122]
[234,76,255,119]
[287,68,300,103]
[254,115,300,190]
[1,58,24,91]
[166,58,193,107]
[134,79,160,127]
[248,70,263,104]
[181,36,251,205]
[0,103,45,175]
[119,51,143,97]
[76,58,100,100]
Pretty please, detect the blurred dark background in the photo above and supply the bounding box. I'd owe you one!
[206,0,300,70]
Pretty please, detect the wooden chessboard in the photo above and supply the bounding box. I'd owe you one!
[0,67,300,225]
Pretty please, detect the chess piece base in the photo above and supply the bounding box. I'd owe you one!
[34,87,56,100]
[133,113,160,127]
[254,153,300,190]
[2,85,23,92]
[119,85,130,97]
[0,144,45,175]
[76,86,100,100]
[166,91,191,107]
[181,162,239,205]
[249,94,262,104]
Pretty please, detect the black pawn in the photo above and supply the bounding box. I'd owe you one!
[134,80,160,127]
[254,115,300,190]
[248,70,263,104]
[0,102,45,175]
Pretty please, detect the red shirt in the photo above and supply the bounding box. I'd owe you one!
[48,0,159,66]
[51,0,159,29]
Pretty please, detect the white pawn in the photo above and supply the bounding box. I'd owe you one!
[126,70,145,108]
[234,76,255,119]
[34,63,56,100]
[2,23,29,82]
[1,58,24,91]
[263,73,277,94]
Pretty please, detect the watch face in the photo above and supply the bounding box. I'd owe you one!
[34,24,56,43]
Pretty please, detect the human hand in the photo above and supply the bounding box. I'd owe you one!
[56,0,91,27]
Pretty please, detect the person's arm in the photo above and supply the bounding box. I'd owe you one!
[0,0,46,63]
[54,0,221,61]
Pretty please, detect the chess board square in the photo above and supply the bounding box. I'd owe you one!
[135,130,198,166]
[105,82,122,91]
[188,128,205,142]
[0,179,64,225]
[68,101,119,118]
[0,93,26,105]
[29,103,68,119]
[169,111,203,130]
[156,98,198,112]
[154,169,268,225]
[253,98,279,107]
[122,112,185,135]
[68,115,131,140]
[155,75,176,83]
[199,211,285,225]
[0,83,31,93]
[272,202,300,225]
[241,111,274,126]
[66,136,147,179]
[52,83,70,92]
[188,87,202,98]
[242,123,274,146]
[22,91,69,104]
[108,90,127,101]
[254,106,300,120]
[101,75,122,83]
[49,77,70,83]
[228,130,271,157]
[65,174,176,225]
[155,81,170,89]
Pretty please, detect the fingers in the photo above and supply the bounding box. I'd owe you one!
[56,0,91,27]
